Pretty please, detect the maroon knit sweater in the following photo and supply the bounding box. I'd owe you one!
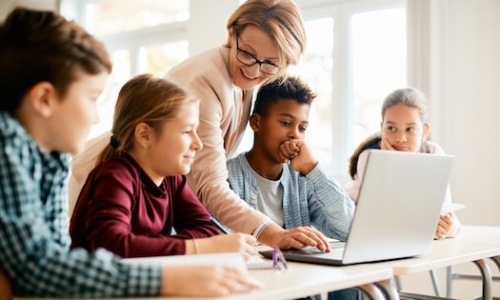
[70,153,219,257]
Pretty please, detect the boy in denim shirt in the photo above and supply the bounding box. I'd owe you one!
[227,76,358,299]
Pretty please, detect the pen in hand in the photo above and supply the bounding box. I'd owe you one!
[210,216,231,234]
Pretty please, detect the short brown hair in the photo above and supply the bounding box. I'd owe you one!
[0,7,112,113]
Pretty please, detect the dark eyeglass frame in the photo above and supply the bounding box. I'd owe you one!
[235,34,280,75]
[272,246,288,271]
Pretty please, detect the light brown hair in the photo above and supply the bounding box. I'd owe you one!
[97,74,197,164]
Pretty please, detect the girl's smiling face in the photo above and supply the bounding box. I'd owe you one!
[137,101,203,185]
[381,103,430,152]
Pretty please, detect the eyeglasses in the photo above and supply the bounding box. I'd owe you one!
[235,34,280,75]
[272,246,288,271]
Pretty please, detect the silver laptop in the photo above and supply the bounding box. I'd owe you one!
[260,150,454,266]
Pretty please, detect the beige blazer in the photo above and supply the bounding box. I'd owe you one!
[166,46,270,234]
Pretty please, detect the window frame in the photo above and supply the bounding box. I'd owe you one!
[69,0,411,180]
[298,0,407,179]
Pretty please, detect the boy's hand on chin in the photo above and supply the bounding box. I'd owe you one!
[278,139,300,163]
[285,140,317,175]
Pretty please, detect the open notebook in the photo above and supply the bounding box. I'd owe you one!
[260,150,455,266]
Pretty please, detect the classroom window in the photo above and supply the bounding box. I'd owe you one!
[89,49,131,138]
[70,0,190,139]
[289,17,334,166]
[84,0,189,36]
[351,8,407,152]
[295,0,407,179]
[140,41,189,78]
[66,0,407,180]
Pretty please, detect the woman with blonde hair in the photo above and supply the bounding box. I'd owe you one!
[72,0,330,252]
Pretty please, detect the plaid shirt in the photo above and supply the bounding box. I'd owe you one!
[0,111,161,297]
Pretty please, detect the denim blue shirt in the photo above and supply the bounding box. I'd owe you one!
[227,153,354,241]
[0,111,161,297]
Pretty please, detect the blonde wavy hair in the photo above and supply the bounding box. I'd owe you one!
[226,0,306,81]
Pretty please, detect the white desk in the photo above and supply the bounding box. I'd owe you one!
[165,237,500,300]
[447,225,500,272]
[165,261,395,300]
[18,229,500,300]
[390,239,500,274]
[119,248,397,299]
[14,256,396,300]
[110,237,500,300]
[457,225,500,271]
[377,238,500,300]
[446,225,500,298]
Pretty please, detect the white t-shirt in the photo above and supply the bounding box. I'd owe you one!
[249,167,285,227]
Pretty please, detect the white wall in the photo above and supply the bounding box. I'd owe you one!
[430,0,500,227]
[188,0,239,56]
[403,0,500,297]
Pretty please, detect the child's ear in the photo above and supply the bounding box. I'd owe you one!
[249,114,260,132]
[27,82,56,118]
[134,123,152,149]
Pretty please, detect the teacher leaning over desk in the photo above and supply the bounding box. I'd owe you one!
[70,0,330,252]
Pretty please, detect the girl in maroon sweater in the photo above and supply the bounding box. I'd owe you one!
[70,74,255,258]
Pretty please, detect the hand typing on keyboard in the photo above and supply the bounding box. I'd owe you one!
[291,242,345,254]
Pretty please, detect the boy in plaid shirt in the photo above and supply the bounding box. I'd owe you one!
[0,7,259,298]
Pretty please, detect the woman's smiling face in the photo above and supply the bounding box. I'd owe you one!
[228,25,280,90]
